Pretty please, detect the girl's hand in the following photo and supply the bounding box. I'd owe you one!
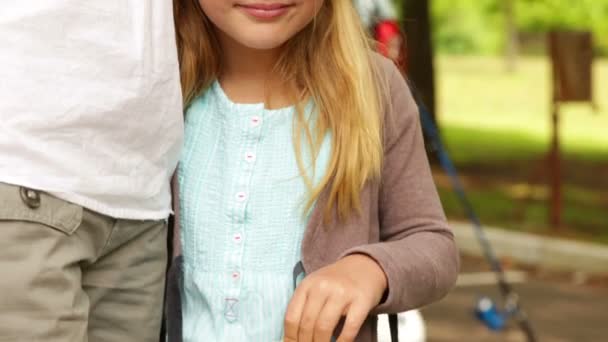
[283,254,388,342]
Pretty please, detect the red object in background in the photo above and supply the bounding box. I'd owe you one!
[375,20,399,55]
[374,20,408,74]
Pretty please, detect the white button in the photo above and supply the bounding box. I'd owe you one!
[250,116,262,127]
[232,271,240,280]
[233,233,243,243]
[235,192,247,202]
[245,152,256,162]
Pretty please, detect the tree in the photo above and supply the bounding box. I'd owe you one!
[402,0,437,127]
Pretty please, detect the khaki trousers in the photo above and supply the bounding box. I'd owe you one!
[0,182,167,342]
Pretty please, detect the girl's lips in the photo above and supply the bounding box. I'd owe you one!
[236,3,294,20]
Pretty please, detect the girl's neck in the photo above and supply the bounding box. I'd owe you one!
[217,32,292,109]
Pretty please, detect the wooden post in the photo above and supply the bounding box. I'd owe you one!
[548,31,593,230]
[549,99,562,228]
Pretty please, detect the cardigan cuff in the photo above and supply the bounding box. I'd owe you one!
[339,244,405,314]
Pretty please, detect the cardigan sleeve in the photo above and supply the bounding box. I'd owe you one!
[342,55,460,314]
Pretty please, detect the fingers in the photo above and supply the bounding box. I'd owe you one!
[297,282,331,342]
[284,283,309,342]
[336,299,368,342]
[285,272,373,342]
[313,293,349,342]
[285,279,348,342]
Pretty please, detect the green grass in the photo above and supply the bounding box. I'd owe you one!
[434,55,608,244]
[438,186,608,245]
[437,55,608,158]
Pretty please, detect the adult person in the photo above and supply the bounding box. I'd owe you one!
[0,3,183,341]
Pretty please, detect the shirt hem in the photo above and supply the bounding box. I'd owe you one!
[0,177,172,220]
[52,192,173,221]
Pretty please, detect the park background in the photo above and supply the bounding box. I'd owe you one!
[399,0,607,243]
[390,1,608,341]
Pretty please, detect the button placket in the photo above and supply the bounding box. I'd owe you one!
[223,111,264,325]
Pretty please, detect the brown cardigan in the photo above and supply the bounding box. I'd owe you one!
[166,54,460,342]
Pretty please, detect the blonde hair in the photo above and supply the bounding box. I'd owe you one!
[174,0,384,220]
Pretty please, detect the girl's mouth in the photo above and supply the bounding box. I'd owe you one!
[236,3,295,20]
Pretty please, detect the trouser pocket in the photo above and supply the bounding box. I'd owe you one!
[0,182,83,234]
[0,182,87,341]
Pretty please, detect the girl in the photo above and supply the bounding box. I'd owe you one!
[167,0,459,341]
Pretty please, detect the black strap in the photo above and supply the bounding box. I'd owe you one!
[292,261,305,289]
[388,313,399,342]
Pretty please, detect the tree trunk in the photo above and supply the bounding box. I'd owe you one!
[402,0,437,128]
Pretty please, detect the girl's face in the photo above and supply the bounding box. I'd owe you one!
[198,0,325,50]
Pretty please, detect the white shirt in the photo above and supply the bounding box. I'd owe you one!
[354,0,397,29]
[0,1,184,220]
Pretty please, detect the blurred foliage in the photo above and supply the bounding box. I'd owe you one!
[431,0,504,54]
[391,1,608,241]
[515,0,608,55]
[436,54,608,243]
[397,0,608,55]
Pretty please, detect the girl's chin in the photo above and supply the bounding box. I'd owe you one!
[231,33,290,51]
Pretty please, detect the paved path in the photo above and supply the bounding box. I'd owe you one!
[421,256,608,342]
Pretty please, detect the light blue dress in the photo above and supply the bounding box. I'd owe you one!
[178,81,331,341]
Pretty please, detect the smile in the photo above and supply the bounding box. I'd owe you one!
[236,3,295,20]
